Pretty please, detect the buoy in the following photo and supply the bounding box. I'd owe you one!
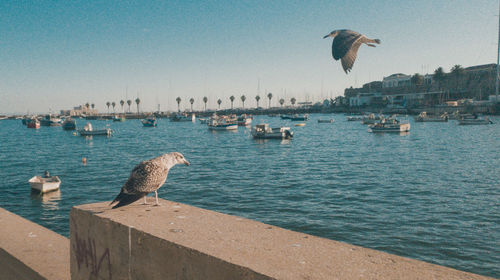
[82,157,87,165]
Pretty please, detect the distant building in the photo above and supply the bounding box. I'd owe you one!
[349,92,382,107]
[61,105,98,116]
[382,73,411,88]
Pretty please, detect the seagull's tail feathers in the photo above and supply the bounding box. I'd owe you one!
[111,191,147,209]
[374,39,381,44]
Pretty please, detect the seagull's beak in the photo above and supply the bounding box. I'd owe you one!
[183,159,190,166]
[323,34,331,39]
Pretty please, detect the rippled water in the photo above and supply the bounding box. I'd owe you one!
[0,114,499,278]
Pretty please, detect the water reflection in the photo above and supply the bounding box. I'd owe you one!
[30,190,61,210]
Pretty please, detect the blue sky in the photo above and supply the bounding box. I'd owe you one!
[0,0,498,113]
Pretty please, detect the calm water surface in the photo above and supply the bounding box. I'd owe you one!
[0,114,498,278]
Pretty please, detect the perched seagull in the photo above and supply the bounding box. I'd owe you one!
[323,29,380,73]
[110,152,190,209]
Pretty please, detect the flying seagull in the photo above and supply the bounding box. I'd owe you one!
[323,29,380,73]
[110,152,190,209]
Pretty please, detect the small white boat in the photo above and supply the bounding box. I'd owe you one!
[458,117,493,125]
[415,112,448,122]
[208,121,238,130]
[318,119,334,123]
[347,116,363,121]
[208,114,238,130]
[237,114,253,126]
[369,118,410,133]
[29,175,61,193]
[78,123,112,136]
[251,124,293,139]
[198,118,210,124]
[171,113,195,122]
[362,113,384,124]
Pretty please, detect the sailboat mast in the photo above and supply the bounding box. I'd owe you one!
[496,0,500,102]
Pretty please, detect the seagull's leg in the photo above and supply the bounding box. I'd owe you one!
[142,196,148,205]
[154,190,160,206]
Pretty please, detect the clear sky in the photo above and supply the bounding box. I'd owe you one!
[0,0,498,113]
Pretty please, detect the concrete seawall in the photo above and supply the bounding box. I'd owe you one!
[0,207,69,280]
[70,199,493,280]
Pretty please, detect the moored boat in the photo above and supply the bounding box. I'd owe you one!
[62,118,77,130]
[347,116,363,121]
[458,117,493,125]
[362,113,384,124]
[171,113,195,122]
[290,114,309,121]
[29,172,61,193]
[142,117,157,127]
[251,124,293,139]
[415,112,448,122]
[198,118,210,124]
[237,114,253,126]
[318,119,334,123]
[369,118,410,133]
[27,118,40,129]
[112,115,126,122]
[208,117,238,130]
[78,123,112,136]
[40,114,62,126]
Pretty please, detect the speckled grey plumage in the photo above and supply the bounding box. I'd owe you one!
[111,152,189,209]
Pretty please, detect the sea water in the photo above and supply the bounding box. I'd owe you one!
[0,114,498,277]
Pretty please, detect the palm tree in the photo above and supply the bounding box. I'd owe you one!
[255,95,261,108]
[291,97,296,106]
[106,102,111,113]
[217,99,222,109]
[203,96,208,111]
[450,65,465,99]
[111,102,116,113]
[279,98,285,107]
[229,95,235,109]
[91,103,95,110]
[85,102,90,110]
[434,67,446,103]
[176,97,181,112]
[241,95,246,108]
[135,98,141,113]
[127,100,132,113]
[267,92,273,108]
[120,100,125,113]
[189,98,194,111]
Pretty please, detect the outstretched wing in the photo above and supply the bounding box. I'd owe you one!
[340,37,364,73]
[332,30,362,60]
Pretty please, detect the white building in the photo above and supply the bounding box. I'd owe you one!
[382,73,411,88]
[349,92,381,106]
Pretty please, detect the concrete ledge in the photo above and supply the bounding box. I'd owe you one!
[70,199,493,280]
[0,207,70,280]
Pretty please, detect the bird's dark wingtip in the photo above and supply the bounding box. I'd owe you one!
[110,192,146,209]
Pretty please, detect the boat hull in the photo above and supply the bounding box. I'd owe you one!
[458,119,493,125]
[208,124,238,130]
[79,128,112,136]
[27,121,40,129]
[370,123,410,133]
[29,176,61,193]
[62,120,77,130]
